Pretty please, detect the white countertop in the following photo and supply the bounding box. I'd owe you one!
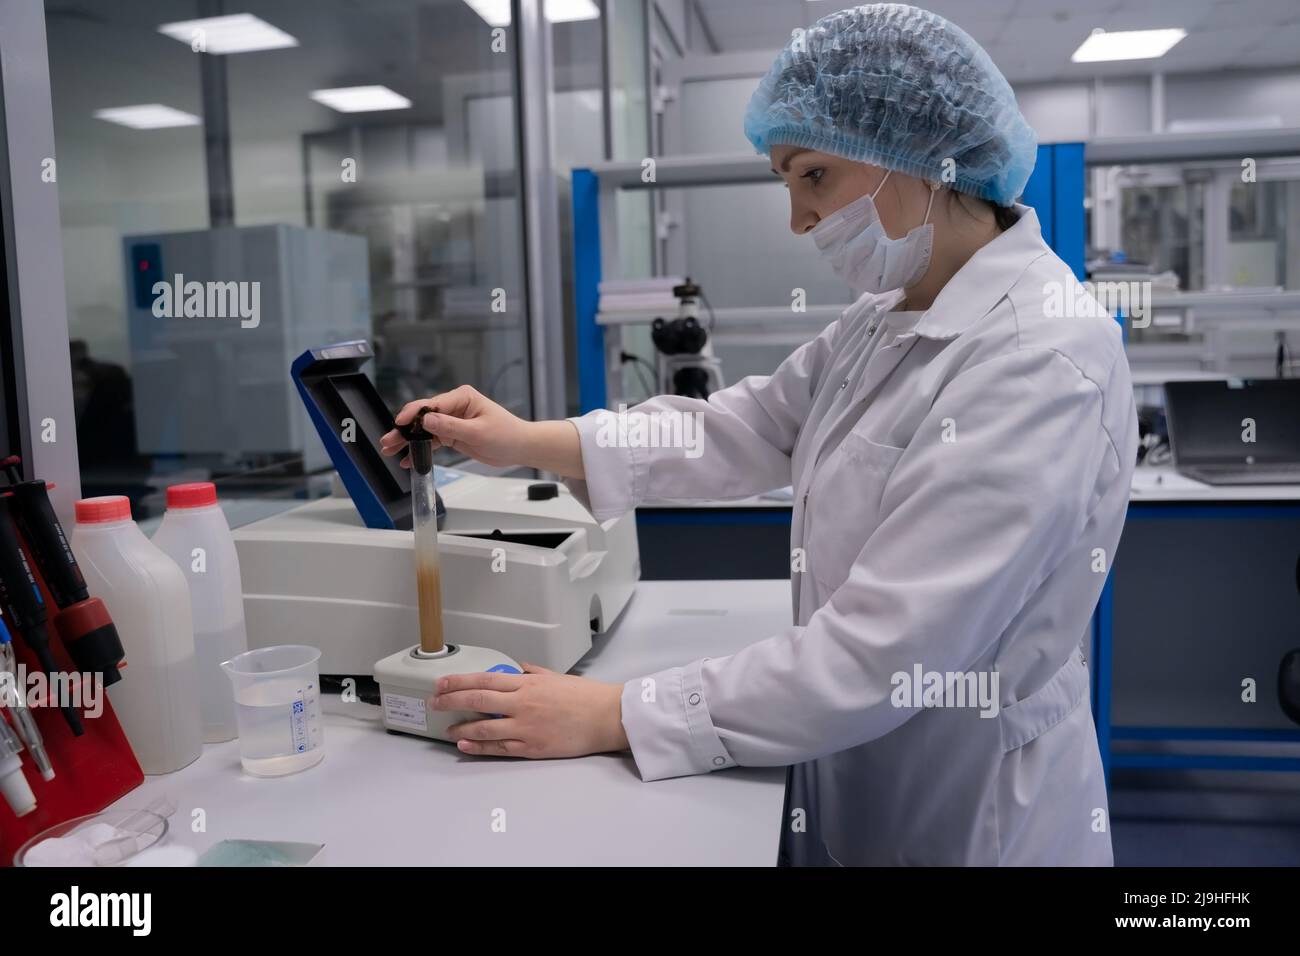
[1128,464,1300,502]
[108,580,791,866]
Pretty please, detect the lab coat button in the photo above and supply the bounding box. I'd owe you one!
[712,756,726,767]
[688,692,702,706]
[839,378,849,389]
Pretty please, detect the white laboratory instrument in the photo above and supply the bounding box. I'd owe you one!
[374,643,521,741]
[231,469,639,676]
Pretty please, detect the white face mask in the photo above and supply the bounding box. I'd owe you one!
[809,170,938,295]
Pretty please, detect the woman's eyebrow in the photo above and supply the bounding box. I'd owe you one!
[773,148,813,174]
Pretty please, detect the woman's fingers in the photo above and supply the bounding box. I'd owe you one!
[455,737,528,757]
[392,397,435,427]
[383,386,482,453]
[432,670,524,718]
[381,433,443,453]
[432,687,517,716]
[422,411,477,453]
[448,717,521,742]
[393,386,478,427]
[438,670,524,694]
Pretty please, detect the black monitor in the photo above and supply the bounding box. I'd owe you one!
[1165,379,1300,466]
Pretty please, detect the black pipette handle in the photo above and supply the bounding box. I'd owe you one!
[8,479,88,608]
[0,496,84,735]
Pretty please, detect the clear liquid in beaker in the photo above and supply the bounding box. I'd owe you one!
[233,677,323,777]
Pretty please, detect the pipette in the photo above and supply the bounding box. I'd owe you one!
[1,460,126,687]
[0,706,36,816]
[0,495,83,734]
[0,615,53,780]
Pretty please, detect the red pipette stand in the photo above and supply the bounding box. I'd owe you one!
[0,522,143,867]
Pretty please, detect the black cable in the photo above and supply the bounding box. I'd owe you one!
[697,288,717,333]
[620,351,656,399]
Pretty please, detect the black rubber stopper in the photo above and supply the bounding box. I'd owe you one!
[397,405,435,476]
[528,482,558,501]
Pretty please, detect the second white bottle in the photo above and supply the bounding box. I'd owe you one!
[152,482,248,743]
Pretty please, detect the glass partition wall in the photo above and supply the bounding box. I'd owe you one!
[44,0,553,521]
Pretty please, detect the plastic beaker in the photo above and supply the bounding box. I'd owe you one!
[221,645,324,777]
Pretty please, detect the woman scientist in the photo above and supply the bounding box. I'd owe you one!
[381,3,1137,866]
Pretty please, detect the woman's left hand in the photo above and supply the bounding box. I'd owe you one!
[434,664,629,758]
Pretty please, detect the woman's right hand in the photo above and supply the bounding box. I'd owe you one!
[380,385,531,469]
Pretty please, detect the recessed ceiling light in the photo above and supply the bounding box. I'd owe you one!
[463,0,511,25]
[310,86,412,113]
[1071,28,1186,63]
[546,0,600,21]
[462,0,599,26]
[158,13,298,54]
[93,104,202,129]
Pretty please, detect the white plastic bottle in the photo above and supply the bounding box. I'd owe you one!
[151,482,247,743]
[69,496,201,774]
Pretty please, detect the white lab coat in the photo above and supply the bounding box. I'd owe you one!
[564,207,1137,865]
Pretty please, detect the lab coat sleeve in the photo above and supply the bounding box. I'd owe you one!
[560,319,842,521]
[619,346,1126,779]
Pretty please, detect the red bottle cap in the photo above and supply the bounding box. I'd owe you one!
[75,496,131,524]
[166,482,218,509]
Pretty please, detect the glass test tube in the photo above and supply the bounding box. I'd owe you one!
[409,437,445,654]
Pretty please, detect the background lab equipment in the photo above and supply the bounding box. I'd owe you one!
[650,278,725,399]
[232,341,639,678]
[123,225,371,474]
[1164,379,1300,485]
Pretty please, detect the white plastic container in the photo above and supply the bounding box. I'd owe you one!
[152,482,248,742]
[70,496,201,775]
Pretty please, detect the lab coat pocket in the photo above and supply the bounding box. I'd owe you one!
[807,433,905,592]
[998,649,1089,753]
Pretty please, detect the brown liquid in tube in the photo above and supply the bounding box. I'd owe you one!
[405,419,445,654]
[416,552,445,653]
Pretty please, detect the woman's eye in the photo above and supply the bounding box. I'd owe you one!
[801,168,825,185]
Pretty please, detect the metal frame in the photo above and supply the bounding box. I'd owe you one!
[513,0,566,423]
[0,0,80,523]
